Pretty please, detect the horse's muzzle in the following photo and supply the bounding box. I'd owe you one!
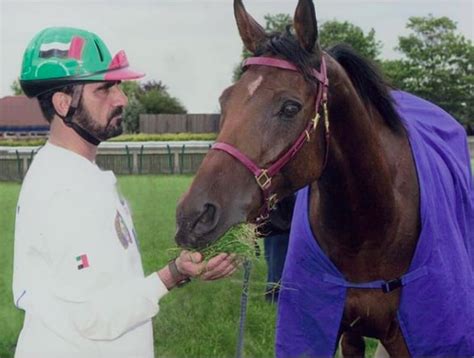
[175,201,221,249]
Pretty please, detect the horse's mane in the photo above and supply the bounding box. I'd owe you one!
[256,29,403,133]
[327,44,403,133]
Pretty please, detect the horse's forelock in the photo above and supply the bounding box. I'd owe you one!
[254,30,319,89]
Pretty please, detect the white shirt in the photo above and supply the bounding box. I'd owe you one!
[13,142,168,358]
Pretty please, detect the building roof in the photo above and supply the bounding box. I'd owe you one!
[0,95,49,128]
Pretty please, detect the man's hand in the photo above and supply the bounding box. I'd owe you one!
[176,250,239,281]
[158,250,240,290]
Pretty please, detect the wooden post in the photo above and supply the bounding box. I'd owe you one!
[132,151,138,174]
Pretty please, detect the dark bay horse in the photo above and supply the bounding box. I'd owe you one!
[175,0,473,356]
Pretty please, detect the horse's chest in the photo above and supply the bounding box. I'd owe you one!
[342,289,400,336]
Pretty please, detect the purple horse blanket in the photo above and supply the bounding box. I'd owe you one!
[276,91,474,356]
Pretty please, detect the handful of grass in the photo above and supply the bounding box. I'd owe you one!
[169,223,257,262]
[199,223,257,261]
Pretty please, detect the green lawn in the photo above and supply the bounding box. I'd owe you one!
[0,182,23,358]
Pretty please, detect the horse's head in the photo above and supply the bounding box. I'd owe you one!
[176,0,330,249]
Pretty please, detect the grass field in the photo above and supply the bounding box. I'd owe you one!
[4,174,441,357]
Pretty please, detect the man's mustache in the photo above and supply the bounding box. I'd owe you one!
[109,107,124,121]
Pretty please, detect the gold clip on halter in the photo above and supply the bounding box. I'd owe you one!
[323,101,330,133]
[312,113,320,130]
[267,193,279,211]
[255,170,272,190]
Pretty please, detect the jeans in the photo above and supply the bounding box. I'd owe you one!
[263,232,289,303]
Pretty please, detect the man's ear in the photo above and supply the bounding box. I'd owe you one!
[51,92,72,117]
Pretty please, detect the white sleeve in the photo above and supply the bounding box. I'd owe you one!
[22,189,169,341]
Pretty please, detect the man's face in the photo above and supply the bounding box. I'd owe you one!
[74,82,128,141]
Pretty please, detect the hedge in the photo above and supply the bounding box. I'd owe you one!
[0,133,217,147]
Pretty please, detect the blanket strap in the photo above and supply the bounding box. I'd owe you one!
[322,266,428,294]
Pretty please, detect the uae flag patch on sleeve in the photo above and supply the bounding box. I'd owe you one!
[76,254,90,270]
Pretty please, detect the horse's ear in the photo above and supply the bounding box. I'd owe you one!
[293,0,319,53]
[234,0,266,54]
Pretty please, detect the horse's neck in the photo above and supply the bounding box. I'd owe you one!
[308,81,418,274]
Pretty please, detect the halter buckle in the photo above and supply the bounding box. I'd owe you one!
[256,170,272,190]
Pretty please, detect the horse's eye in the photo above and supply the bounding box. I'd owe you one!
[280,101,302,118]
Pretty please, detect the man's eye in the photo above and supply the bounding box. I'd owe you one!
[280,101,302,118]
[95,87,109,95]
[97,82,117,93]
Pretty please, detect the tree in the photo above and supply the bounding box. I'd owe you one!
[11,79,24,95]
[136,80,186,114]
[122,95,144,134]
[139,90,186,115]
[232,15,382,81]
[121,80,186,133]
[264,13,292,33]
[382,15,474,133]
[319,20,382,61]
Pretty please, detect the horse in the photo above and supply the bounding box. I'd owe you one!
[175,0,474,356]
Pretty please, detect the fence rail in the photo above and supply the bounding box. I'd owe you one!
[0,141,213,181]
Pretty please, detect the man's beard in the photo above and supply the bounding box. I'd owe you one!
[74,104,124,141]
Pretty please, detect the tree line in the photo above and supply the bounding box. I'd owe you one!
[11,15,473,134]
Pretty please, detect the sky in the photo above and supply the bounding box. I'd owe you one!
[0,0,472,113]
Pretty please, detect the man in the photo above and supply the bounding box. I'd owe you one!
[13,27,237,358]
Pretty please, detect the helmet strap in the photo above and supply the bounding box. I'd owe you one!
[57,84,101,146]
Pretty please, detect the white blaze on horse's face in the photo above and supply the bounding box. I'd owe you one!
[247,75,263,97]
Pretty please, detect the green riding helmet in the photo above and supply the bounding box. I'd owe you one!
[20,27,144,97]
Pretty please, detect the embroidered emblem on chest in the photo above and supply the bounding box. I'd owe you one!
[76,254,89,270]
[115,211,133,249]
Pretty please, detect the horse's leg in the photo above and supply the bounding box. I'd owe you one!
[340,331,365,357]
[380,323,410,357]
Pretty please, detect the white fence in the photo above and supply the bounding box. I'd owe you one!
[0,141,214,181]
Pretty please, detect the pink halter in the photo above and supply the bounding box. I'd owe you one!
[212,55,330,221]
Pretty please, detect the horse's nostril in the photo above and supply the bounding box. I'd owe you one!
[201,203,216,223]
[193,202,219,236]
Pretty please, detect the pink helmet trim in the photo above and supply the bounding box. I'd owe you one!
[104,67,145,80]
[108,50,129,70]
[68,36,85,60]
[104,50,145,80]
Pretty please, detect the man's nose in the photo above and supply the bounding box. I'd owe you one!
[111,85,128,107]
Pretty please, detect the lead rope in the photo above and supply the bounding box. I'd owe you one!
[236,259,252,358]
